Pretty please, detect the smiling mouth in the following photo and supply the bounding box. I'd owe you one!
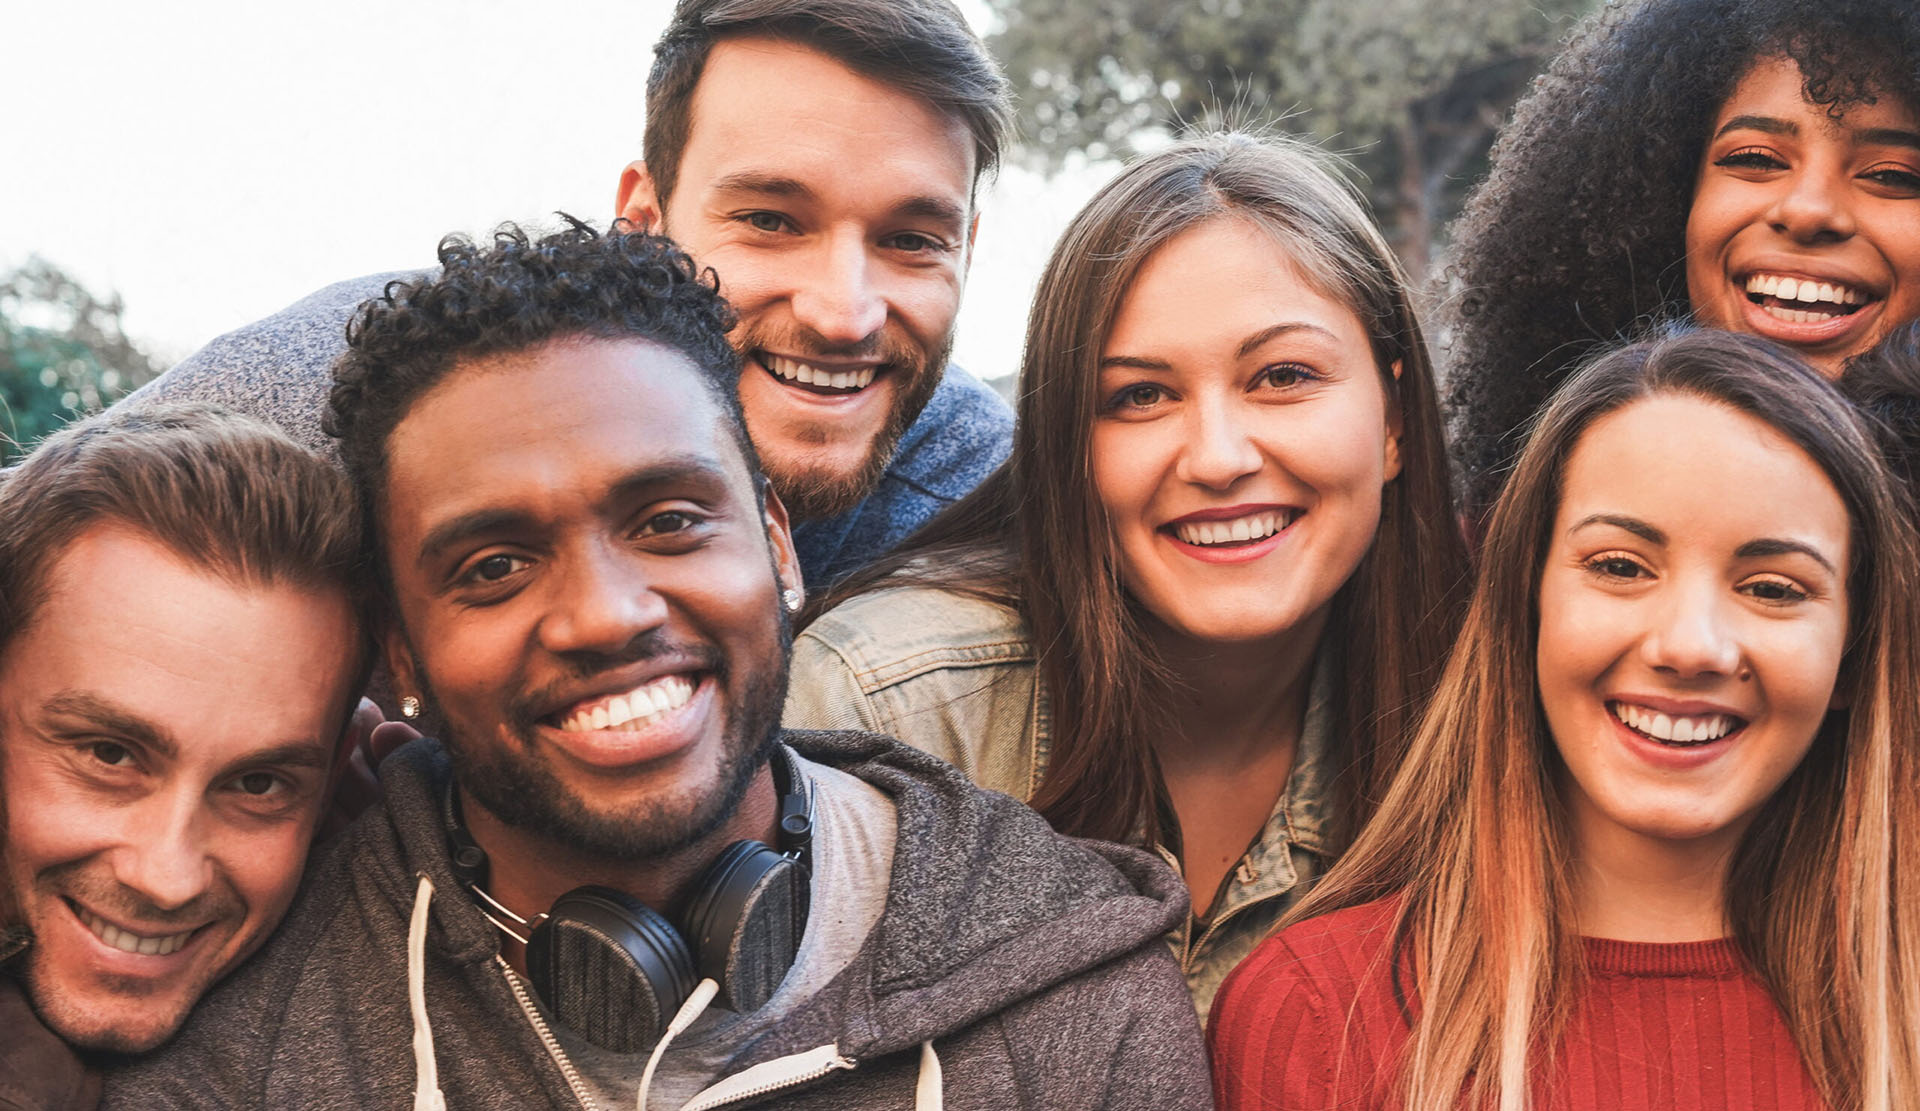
[758,352,882,396]
[1743,272,1874,325]
[69,900,198,957]
[1168,509,1299,548]
[1608,700,1748,746]
[551,673,699,733]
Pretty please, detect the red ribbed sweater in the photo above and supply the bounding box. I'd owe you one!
[1208,896,1825,1110]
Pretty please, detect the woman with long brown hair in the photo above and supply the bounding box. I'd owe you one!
[784,132,1470,1014]
[1211,329,1920,1109]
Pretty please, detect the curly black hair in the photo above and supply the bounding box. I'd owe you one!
[325,217,748,538]
[1442,0,1920,513]
[1842,321,1920,506]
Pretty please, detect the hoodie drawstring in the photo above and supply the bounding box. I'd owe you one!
[636,978,721,1111]
[409,874,448,1111]
[916,1039,943,1111]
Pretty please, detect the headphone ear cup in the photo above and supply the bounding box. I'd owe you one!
[681,841,810,1013]
[527,886,697,1053]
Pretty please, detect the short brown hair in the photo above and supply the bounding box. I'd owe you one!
[644,0,1012,208]
[0,404,368,654]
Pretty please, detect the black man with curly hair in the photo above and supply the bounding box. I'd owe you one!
[1443,0,1920,513]
[104,221,1209,1111]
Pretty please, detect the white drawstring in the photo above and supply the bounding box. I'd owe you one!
[916,1039,942,1111]
[408,874,447,1111]
[636,978,721,1111]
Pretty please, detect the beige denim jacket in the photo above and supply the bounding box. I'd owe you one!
[784,584,1335,1019]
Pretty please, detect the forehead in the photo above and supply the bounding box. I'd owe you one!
[0,526,357,758]
[676,35,975,204]
[1717,55,1920,131]
[1105,219,1370,351]
[1557,394,1850,559]
[382,338,754,538]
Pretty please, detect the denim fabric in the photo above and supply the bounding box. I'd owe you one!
[789,364,1013,591]
[785,583,1334,1017]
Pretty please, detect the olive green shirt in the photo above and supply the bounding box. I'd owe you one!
[784,584,1335,1018]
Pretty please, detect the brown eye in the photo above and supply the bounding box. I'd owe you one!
[89,741,135,768]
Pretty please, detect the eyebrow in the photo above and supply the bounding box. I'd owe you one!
[1100,322,1340,371]
[1568,513,1667,545]
[1734,537,1839,575]
[1715,115,1920,153]
[414,453,739,571]
[42,691,179,759]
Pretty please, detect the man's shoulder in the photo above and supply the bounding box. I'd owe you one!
[121,269,424,456]
[883,363,1014,500]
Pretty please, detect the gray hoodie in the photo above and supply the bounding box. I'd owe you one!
[103,731,1210,1110]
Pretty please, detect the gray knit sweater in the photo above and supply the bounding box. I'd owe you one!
[103,732,1211,1110]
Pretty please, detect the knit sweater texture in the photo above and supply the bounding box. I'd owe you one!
[121,270,1014,591]
[1208,896,1824,1110]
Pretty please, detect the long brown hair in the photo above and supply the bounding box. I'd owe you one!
[815,132,1470,847]
[1288,329,1920,1109]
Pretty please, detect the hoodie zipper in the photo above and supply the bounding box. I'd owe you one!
[498,956,601,1111]
[680,1047,858,1111]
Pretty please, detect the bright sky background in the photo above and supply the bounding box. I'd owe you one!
[4,0,1118,382]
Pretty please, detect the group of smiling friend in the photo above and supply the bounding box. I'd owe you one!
[5,0,1920,1107]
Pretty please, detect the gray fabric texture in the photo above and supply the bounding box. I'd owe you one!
[101,731,1212,1110]
[121,271,1013,591]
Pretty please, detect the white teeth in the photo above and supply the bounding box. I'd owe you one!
[1173,510,1296,547]
[1607,702,1738,744]
[79,908,192,956]
[763,355,876,391]
[558,674,697,733]
[1744,272,1868,308]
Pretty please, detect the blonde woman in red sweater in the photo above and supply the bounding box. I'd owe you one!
[1209,330,1920,1110]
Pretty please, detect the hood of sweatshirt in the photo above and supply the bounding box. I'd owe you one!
[371,729,1189,1096]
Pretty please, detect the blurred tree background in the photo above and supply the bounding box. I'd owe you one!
[0,259,161,464]
[988,0,1601,280]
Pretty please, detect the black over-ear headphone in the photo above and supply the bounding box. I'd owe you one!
[444,751,814,1053]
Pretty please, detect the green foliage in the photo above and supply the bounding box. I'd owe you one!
[0,259,162,464]
[988,0,1600,276]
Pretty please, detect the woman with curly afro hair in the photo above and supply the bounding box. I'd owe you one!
[1443,0,1920,514]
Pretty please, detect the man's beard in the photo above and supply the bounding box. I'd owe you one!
[737,320,953,521]
[429,619,793,861]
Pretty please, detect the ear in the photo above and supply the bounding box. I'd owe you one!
[761,486,805,610]
[616,161,665,233]
[964,211,981,271]
[1382,359,1405,483]
[383,623,423,714]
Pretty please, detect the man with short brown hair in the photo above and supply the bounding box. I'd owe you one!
[0,404,369,1065]
[125,0,1015,590]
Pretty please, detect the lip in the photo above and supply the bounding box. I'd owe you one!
[1730,263,1885,352]
[536,672,715,771]
[1603,695,1748,772]
[1607,692,1750,718]
[61,897,211,974]
[1159,503,1301,566]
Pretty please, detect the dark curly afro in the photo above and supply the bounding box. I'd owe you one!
[1442,0,1920,513]
[325,216,748,535]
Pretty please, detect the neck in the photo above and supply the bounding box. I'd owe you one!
[1145,607,1326,772]
[460,763,781,976]
[1568,800,1744,944]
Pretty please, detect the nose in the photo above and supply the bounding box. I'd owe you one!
[112,789,215,913]
[788,231,888,345]
[1769,166,1856,245]
[1638,581,1743,679]
[1175,395,1264,490]
[538,540,670,658]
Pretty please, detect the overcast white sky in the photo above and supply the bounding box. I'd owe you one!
[4,0,1116,382]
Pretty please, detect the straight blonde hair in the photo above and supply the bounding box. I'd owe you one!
[1287,330,1920,1110]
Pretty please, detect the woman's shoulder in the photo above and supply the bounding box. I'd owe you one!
[1215,895,1406,1019]
[799,581,1035,690]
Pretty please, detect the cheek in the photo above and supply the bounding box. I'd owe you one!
[1088,425,1167,533]
[216,825,314,929]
